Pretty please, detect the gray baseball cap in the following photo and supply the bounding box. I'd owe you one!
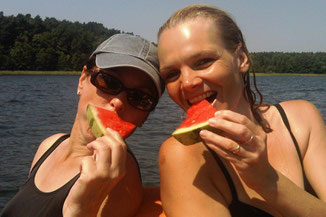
[91,34,164,97]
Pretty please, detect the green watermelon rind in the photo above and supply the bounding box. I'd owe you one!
[86,104,107,138]
[172,121,221,145]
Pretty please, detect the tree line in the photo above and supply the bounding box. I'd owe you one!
[1,12,326,74]
[0,12,126,71]
[251,52,326,74]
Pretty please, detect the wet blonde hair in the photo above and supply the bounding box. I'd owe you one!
[158,4,271,132]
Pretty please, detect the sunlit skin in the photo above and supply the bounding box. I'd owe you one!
[158,18,251,118]
[157,17,326,217]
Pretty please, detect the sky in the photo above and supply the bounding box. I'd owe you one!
[1,0,326,52]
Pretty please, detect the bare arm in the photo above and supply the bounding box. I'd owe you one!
[159,137,231,217]
[296,100,326,200]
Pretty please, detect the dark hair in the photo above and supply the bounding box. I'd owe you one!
[85,55,96,74]
[158,4,271,132]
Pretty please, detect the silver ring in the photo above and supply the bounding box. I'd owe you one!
[244,135,254,145]
[231,144,241,154]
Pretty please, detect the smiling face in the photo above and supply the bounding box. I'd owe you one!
[158,17,249,112]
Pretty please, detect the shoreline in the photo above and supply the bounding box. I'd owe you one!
[0,71,81,75]
[1,71,326,76]
[254,73,326,76]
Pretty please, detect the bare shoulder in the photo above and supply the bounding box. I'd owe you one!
[30,133,67,172]
[159,136,227,178]
[279,99,320,113]
[159,137,231,216]
[159,137,206,167]
[278,100,326,156]
[279,100,324,127]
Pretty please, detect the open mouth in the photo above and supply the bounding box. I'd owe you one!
[205,93,217,103]
[188,92,217,105]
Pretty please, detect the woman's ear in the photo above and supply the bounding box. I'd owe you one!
[237,48,250,74]
[77,66,88,96]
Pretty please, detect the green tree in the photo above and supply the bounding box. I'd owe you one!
[9,33,35,70]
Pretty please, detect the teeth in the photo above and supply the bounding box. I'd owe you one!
[189,92,215,104]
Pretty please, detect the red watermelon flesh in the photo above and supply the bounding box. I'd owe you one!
[86,104,136,139]
[172,100,220,145]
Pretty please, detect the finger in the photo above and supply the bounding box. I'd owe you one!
[200,129,249,158]
[208,114,254,144]
[105,128,124,142]
[86,140,100,160]
[110,140,127,171]
[203,139,243,164]
[214,110,253,125]
[86,133,127,179]
[104,128,127,166]
[80,156,96,180]
[100,134,127,171]
[87,138,112,166]
[95,135,126,172]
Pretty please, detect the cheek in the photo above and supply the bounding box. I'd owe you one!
[205,62,237,86]
[166,82,187,111]
[124,110,149,127]
[166,82,180,102]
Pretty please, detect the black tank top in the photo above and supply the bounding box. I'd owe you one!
[1,134,80,217]
[1,134,141,217]
[208,104,317,217]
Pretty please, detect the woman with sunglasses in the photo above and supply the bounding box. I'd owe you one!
[157,4,326,217]
[1,34,165,217]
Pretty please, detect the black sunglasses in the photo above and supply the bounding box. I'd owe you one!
[90,70,158,112]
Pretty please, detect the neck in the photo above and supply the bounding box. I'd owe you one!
[66,119,94,158]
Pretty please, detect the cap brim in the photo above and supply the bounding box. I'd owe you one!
[95,52,162,96]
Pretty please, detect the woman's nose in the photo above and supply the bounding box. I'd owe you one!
[109,97,124,112]
[180,68,202,92]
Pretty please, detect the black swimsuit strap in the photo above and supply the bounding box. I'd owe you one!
[274,103,317,197]
[274,104,304,165]
[29,134,70,176]
[126,145,142,182]
[29,135,141,180]
[207,148,275,217]
[207,148,238,200]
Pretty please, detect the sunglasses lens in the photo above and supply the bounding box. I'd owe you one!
[127,90,156,111]
[92,72,122,94]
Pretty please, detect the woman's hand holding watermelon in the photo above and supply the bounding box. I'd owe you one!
[63,128,127,217]
[199,110,278,190]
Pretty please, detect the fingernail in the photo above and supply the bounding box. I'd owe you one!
[208,118,217,125]
[200,130,207,137]
[215,111,221,116]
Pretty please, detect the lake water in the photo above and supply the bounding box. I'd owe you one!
[0,75,325,211]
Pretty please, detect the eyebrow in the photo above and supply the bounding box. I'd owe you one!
[188,50,220,60]
[160,50,219,72]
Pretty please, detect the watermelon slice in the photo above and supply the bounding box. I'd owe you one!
[86,104,136,139]
[172,100,220,145]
